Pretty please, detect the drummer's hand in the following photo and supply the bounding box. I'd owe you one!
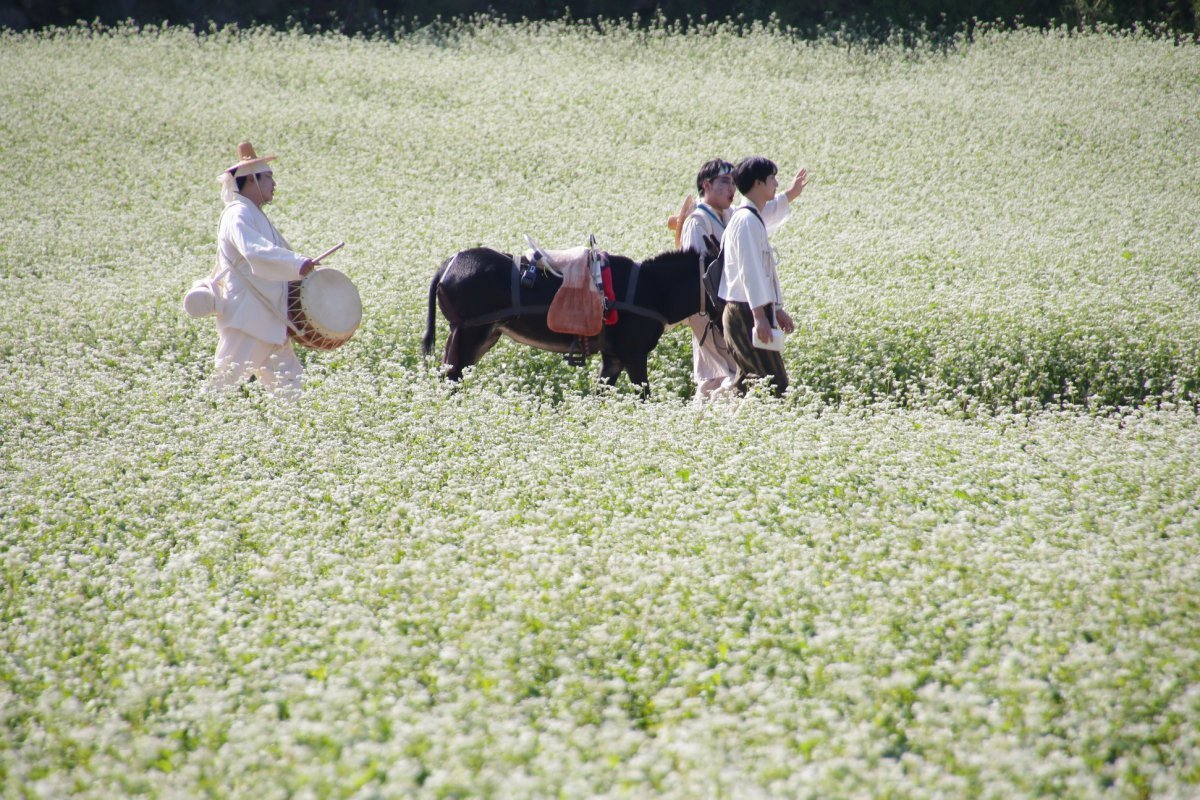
[299,259,315,277]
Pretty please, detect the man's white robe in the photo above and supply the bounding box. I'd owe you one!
[210,194,308,390]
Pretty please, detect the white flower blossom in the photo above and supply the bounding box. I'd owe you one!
[2,19,1199,800]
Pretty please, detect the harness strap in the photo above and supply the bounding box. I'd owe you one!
[511,254,521,310]
[447,253,682,329]
[613,301,668,325]
[615,262,669,325]
[454,256,550,328]
[625,260,640,304]
[462,306,551,327]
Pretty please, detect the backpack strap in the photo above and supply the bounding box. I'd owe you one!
[734,204,766,229]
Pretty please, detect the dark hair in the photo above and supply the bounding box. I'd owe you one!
[695,158,734,194]
[234,171,270,192]
[733,156,777,195]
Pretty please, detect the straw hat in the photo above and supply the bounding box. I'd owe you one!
[667,194,695,249]
[224,141,276,178]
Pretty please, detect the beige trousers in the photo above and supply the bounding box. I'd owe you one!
[686,312,738,400]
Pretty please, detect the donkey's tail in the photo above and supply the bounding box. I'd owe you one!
[422,265,443,358]
[423,255,459,357]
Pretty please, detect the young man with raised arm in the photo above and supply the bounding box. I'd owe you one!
[716,156,807,397]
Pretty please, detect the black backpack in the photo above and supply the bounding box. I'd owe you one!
[701,236,725,321]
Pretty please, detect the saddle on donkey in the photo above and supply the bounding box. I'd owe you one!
[521,234,617,341]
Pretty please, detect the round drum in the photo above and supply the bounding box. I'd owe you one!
[286,268,362,350]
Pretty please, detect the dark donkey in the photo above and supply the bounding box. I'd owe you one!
[422,246,719,396]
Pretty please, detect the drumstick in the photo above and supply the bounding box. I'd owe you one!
[312,242,345,266]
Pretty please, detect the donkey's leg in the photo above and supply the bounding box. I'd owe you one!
[444,325,502,381]
[623,352,651,399]
[599,353,625,388]
[442,325,465,380]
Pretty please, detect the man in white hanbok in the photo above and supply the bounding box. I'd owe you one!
[208,142,314,393]
[718,156,808,397]
[679,158,807,399]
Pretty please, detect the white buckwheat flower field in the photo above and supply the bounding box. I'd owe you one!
[2,19,1199,798]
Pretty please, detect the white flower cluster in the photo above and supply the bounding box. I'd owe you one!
[1,20,1198,800]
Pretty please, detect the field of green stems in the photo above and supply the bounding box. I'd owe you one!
[1,20,1198,798]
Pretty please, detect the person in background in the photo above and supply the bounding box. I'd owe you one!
[679,157,806,399]
[717,156,807,397]
[209,141,314,393]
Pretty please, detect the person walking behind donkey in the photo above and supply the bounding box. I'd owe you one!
[717,156,807,397]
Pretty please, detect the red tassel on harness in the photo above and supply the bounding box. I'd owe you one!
[601,262,617,325]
